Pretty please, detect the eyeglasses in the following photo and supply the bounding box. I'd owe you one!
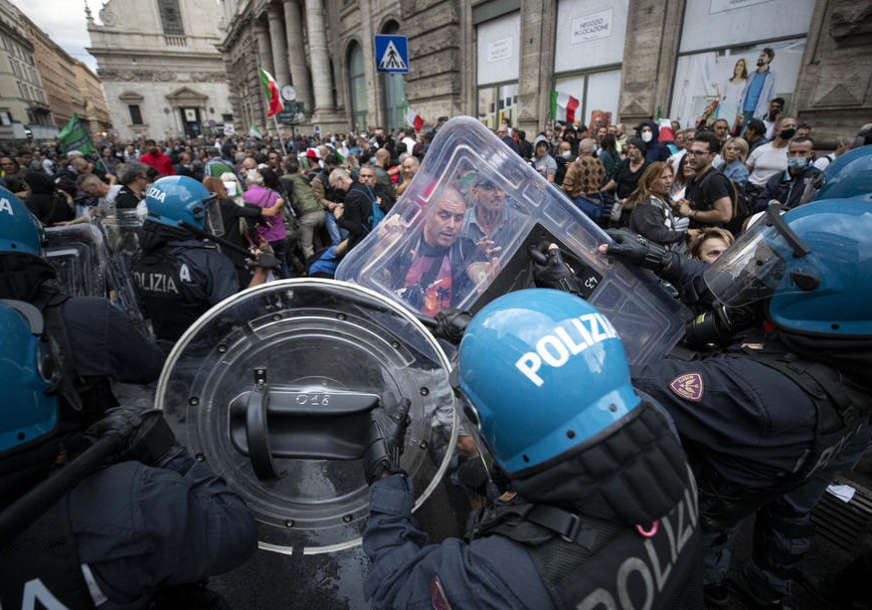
[688,150,711,157]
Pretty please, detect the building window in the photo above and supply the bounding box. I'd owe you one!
[552,0,627,128]
[553,69,622,129]
[157,0,185,35]
[348,41,367,131]
[222,113,233,122]
[477,82,518,129]
[129,104,144,125]
[476,11,520,128]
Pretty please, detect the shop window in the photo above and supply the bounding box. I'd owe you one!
[348,41,367,131]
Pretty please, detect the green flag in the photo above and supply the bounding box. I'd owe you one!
[57,116,94,156]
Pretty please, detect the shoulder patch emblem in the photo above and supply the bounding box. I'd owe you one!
[670,373,704,401]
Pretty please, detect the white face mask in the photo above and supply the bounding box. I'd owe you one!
[561,150,571,159]
[641,131,653,143]
[223,181,237,195]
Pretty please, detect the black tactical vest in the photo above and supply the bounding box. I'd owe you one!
[133,246,210,341]
[0,495,96,609]
[468,465,703,610]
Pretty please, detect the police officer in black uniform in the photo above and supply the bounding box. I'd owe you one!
[0,186,164,427]
[595,200,872,607]
[0,186,258,608]
[361,290,702,609]
[133,175,269,348]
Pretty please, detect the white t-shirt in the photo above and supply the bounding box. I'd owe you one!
[402,136,417,155]
[813,153,836,172]
[746,142,787,187]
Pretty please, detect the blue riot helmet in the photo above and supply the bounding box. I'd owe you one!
[703,200,872,336]
[144,175,223,234]
[0,300,59,454]
[458,289,640,474]
[801,144,872,204]
[0,186,43,257]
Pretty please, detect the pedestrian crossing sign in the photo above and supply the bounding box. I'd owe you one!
[374,34,409,73]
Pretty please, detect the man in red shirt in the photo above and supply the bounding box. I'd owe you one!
[139,140,175,176]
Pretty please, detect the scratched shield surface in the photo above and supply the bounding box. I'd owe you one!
[154,279,457,555]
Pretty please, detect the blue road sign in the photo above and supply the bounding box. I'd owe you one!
[374,34,409,73]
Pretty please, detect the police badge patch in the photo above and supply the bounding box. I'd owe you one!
[669,373,704,401]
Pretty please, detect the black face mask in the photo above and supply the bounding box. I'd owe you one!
[779,128,796,140]
[757,59,765,67]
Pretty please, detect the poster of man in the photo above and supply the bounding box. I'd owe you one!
[669,38,806,131]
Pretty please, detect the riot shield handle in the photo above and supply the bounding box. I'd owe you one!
[230,372,381,479]
[246,368,281,480]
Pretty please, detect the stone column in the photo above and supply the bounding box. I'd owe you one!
[267,4,290,87]
[253,20,274,77]
[282,0,313,114]
[617,0,685,125]
[304,0,335,115]
[517,0,557,134]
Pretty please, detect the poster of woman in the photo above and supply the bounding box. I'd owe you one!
[669,38,805,130]
[713,58,748,121]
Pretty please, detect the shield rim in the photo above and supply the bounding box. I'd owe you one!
[154,278,458,555]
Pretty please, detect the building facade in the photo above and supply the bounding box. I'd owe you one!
[87,0,234,141]
[0,0,53,141]
[72,60,113,138]
[219,0,871,147]
[19,11,85,133]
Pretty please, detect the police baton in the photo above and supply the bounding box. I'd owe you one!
[178,221,278,269]
[0,434,125,549]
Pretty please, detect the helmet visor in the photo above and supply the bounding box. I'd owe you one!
[203,193,224,237]
[703,206,810,307]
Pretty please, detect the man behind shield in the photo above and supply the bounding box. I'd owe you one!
[461,174,522,249]
[381,187,494,317]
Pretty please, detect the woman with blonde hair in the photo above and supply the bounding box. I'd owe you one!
[721,137,750,191]
[689,227,735,264]
[628,161,697,247]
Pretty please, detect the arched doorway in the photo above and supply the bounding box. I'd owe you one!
[380,20,405,130]
[348,41,367,131]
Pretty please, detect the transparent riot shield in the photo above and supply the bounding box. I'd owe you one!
[336,116,689,364]
[44,223,110,298]
[99,211,151,337]
[155,279,457,555]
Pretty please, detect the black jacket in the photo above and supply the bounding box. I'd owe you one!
[754,164,821,211]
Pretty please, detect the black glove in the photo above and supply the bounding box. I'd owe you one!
[86,406,179,467]
[254,251,278,269]
[603,229,675,274]
[250,242,278,269]
[532,244,583,295]
[433,308,472,344]
[362,399,412,485]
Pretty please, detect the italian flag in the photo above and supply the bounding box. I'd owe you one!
[550,91,580,124]
[404,101,424,132]
[259,67,283,117]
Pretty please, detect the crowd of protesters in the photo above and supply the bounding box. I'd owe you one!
[2,103,872,610]
[1,107,871,284]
